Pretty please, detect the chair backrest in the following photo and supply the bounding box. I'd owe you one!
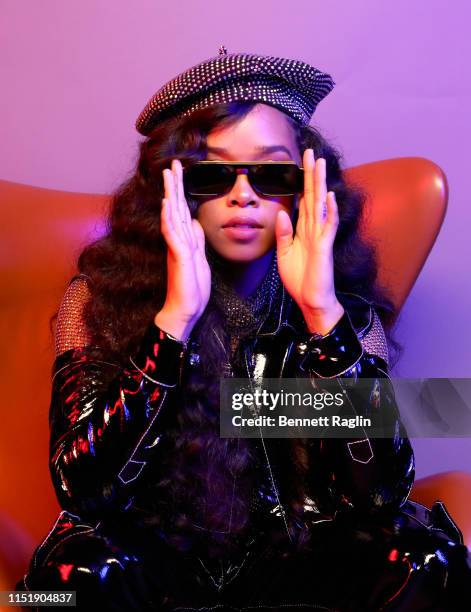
[344,157,448,314]
[0,157,448,580]
[0,180,109,575]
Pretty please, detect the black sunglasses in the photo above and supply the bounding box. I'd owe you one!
[183,161,304,197]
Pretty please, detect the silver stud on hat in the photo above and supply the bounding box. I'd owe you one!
[136,51,335,135]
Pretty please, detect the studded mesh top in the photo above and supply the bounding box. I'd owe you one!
[207,246,284,365]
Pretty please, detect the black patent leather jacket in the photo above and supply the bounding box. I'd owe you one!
[48,287,415,533]
[21,286,471,610]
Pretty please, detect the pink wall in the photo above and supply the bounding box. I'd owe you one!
[1,0,470,477]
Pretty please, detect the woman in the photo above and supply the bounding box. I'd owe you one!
[18,50,471,611]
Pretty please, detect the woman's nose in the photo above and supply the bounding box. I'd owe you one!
[227,170,259,206]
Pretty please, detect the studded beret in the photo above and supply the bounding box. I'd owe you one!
[135,47,335,135]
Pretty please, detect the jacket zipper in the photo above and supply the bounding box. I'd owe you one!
[244,343,294,544]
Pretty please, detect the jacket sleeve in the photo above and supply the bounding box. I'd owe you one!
[296,294,415,517]
[48,276,191,520]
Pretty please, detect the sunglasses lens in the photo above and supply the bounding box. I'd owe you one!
[184,164,234,196]
[184,163,303,197]
[251,164,301,195]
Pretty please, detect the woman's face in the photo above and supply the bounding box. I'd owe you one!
[195,103,301,263]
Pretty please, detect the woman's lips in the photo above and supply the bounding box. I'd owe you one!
[221,216,264,241]
[222,225,263,241]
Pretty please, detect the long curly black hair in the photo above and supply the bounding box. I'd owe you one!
[64,101,399,555]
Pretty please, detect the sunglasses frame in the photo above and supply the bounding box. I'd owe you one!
[183,160,305,197]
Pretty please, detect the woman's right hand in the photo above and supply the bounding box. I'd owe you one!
[156,158,211,342]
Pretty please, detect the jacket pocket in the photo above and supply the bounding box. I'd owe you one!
[347,438,373,464]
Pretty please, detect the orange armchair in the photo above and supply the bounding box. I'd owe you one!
[0,158,469,591]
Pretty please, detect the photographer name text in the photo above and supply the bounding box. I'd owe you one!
[232,415,372,429]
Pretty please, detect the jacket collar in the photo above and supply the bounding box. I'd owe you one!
[255,285,299,337]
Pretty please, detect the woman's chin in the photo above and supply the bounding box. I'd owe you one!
[212,247,269,264]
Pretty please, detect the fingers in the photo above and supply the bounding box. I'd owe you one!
[172,160,194,232]
[160,198,181,256]
[299,149,332,228]
[324,190,339,242]
[298,148,315,227]
[314,157,327,225]
[163,168,183,243]
[191,218,206,255]
[162,160,197,252]
[169,161,192,245]
[275,209,294,258]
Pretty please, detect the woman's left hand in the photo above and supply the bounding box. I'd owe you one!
[275,148,344,335]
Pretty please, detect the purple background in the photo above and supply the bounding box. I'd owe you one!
[1,0,470,477]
